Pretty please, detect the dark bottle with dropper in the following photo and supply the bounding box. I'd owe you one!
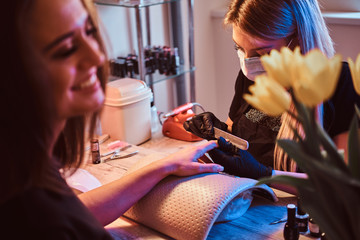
[284,204,299,240]
[296,198,309,234]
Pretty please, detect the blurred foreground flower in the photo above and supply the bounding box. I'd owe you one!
[247,48,360,240]
[291,49,342,107]
[348,54,360,95]
[261,47,294,88]
[259,47,342,108]
[243,75,291,116]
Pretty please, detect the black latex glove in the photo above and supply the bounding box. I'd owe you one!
[183,112,228,140]
[208,137,273,180]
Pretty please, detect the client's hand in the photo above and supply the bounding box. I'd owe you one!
[208,137,272,180]
[183,112,228,140]
[159,141,224,177]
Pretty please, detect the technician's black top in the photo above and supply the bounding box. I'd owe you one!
[0,172,113,240]
[229,62,360,168]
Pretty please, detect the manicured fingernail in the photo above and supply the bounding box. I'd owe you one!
[216,165,224,171]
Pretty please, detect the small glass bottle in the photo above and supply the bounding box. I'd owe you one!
[284,204,299,240]
[150,101,160,134]
[91,139,101,164]
[296,198,309,234]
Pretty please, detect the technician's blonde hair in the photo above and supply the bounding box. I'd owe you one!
[224,0,334,172]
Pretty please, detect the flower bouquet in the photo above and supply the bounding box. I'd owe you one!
[244,47,360,240]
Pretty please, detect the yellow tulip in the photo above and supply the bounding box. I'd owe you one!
[261,47,294,88]
[348,54,360,95]
[291,47,305,84]
[243,74,291,116]
[291,50,342,107]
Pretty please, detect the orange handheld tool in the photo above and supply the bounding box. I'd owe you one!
[162,103,203,142]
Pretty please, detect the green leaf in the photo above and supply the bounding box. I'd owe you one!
[276,137,360,237]
[316,121,349,172]
[297,186,353,240]
[348,112,360,179]
[284,151,360,239]
[277,138,360,189]
[258,174,357,239]
[288,124,303,143]
[274,90,360,239]
[355,104,360,118]
[257,175,312,191]
[296,150,360,189]
[294,102,323,160]
[298,162,352,235]
[326,180,360,239]
[308,164,360,239]
[277,139,318,174]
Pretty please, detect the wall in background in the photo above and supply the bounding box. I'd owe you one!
[191,0,230,120]
[96,4,170,58]
[318,0,360,12]
[324,12,360,61]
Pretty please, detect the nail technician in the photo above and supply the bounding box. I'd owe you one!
[0,0,224,238]
[184,0,360,192]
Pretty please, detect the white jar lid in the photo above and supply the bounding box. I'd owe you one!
[104,78,152,106]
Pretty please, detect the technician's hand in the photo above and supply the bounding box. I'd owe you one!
[183,112,228,140]
[158,141,224,177]
[208,137,272,180]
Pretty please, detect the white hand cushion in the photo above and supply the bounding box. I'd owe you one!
[123,158,277,240]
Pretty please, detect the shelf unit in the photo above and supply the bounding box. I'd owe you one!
[94,0,196,102]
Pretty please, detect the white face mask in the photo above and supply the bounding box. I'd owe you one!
[237,50,266,81]
[237,39,294,81]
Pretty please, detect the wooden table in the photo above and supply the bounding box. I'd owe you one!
[83,131,318,240]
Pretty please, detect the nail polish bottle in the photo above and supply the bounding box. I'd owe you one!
[284,204,299,240]
[90,139,101,164]
[296,198,309,234]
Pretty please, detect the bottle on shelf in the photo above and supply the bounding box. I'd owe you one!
[125,60,135,78]
[284,204,299,240]
[110,59,126,78]
[111,45,183,79]
[171,47,180,75]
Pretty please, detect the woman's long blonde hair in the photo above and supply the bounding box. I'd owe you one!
[224,0,334,171]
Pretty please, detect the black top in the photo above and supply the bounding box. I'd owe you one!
[0,176,113,240]
[229,62,360,167]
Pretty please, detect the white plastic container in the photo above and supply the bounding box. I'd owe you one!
[101,78,152,145]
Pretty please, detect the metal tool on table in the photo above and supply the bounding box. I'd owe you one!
[101,145,138,163]
[100,149,120,158]
[269,217,287,225]
[104,151,139,162]
[214,127,249,150]
[101,145,132,157]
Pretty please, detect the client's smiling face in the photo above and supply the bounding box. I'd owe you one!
[29,0,105,120]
